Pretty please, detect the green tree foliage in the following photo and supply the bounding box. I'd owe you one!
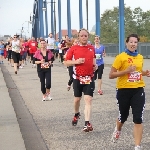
[91,5,150,43]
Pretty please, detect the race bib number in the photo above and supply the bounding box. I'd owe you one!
[95,54,101,60]
[31,43,35,46]
[79,76,91,84]
[13,46,20,52]
[127,71,142,82]
[41,62,50,68]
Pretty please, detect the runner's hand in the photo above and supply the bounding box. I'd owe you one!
[48,61,52,66]
[126,65,136,73]
[146,70,150,77]
[75,58,85,64]
[93,64,98,71]
[41,59,45,63]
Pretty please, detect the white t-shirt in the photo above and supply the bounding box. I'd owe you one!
[47,37,55,49]
[12,40,20,53]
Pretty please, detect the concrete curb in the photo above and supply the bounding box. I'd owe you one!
[0,65,48,150]
[0,66,26,150]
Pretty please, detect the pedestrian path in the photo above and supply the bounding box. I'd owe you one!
[0,67,26,150]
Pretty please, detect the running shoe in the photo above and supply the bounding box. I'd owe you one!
[42,95,47,101]
[47,92,52,101]
[32,64,36,68]
[72,113,80,126]
[19,66,23,69]
[83,123,93,132]
[111,128,121,143]
[135,146,142,150]
[98,90,103,95]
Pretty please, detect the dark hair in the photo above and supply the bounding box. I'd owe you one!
[14,35,19,38]
[78,28,89,36]
[95,35,100,39]
[40,39,46,42]
[126,34,140,43]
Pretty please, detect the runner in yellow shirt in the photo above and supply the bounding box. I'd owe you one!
[109,34,150,150]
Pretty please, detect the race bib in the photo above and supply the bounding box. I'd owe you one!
[31,43,35,46]
[79,76,91,84]
[127,71,142,82]
[95,54,101,60]
[13,46,20,52]
[41,62,50,68]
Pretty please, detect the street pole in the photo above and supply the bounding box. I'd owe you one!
[86,0,89,30]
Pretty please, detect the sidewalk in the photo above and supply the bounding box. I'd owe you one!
[0,67,26,150]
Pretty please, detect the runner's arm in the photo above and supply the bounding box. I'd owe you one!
[109,67,128,79]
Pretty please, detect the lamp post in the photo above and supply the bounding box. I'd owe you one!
[22,21,30,38]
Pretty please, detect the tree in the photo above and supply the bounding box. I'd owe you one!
[91,5,150,43]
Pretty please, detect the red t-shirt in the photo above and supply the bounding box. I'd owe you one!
[65,44,95,78]
[29,41,37,53]
[24,42,29,52]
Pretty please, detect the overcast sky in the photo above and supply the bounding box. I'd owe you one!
[0,0,150,37]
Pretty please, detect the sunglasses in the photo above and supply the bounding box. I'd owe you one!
[14,37,17,38]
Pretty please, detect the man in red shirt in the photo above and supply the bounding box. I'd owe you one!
[29,37,37,68]
[64,28,97,132]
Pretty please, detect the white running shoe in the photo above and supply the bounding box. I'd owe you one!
[19,66,23,69]
[111,127,121,143]
[33,64,36,68]
[47,92,52,101]
[135,146,142,150]
[42,95,47,101]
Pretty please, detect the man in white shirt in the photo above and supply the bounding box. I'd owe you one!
[47,33,55,54]
[47,33,55,65]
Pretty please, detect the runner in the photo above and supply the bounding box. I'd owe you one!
[47,33,55,55]
[109,34,150,150]
[27,38,31,62]
[58,41,63,63]
[0,41,5,64]
[22,39,29,66]
[29,37,37,68]
[33,39,54,101]
[94,35,106,95]
[19,38,24,69]
[6,40,13,66]
[61,35,69,60]
[65,28,97,132]
[64,38,79,91]
[54,38,59,59]
[11,35,21,74]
